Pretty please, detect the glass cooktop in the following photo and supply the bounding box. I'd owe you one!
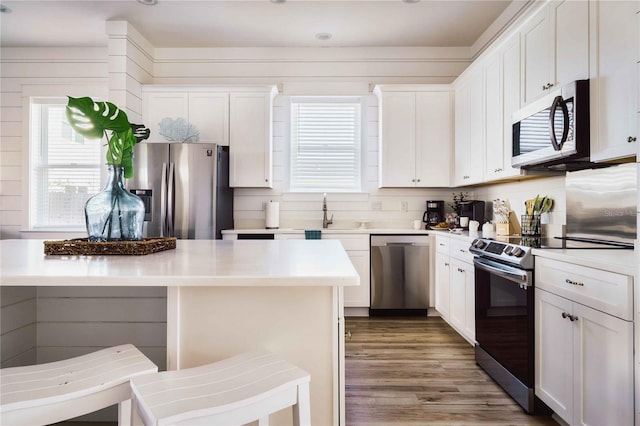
[492,235,634,250]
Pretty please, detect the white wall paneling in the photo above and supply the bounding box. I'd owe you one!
[0,286,37,367]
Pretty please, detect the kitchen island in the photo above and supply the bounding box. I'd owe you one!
[0,239,359,426]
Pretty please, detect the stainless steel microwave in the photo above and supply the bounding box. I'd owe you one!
[512,80,590,170]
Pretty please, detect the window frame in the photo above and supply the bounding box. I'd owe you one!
[23,85,107,232]
[287,96,365,194]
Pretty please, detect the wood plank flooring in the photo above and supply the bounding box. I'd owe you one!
[345,316,558,426]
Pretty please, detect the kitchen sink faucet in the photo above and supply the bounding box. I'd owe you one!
[322,193,333,229]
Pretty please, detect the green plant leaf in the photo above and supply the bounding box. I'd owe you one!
[66,96,131,138]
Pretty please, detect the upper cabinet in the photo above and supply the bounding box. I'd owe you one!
[142,87,229,145]
[143,85,278,188]
[375,85,452,188]
[484,36,523,181]
[589,0,638,162]
[229,89,277,188]
[520,1,589,105]
[454,71,485,186]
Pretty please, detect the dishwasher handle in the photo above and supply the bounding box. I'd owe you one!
[385,242,415,247]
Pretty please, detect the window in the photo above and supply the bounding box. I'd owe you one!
[290,97,362,192]
[30,98,102,229]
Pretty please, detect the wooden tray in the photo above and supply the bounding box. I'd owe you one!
[44,237,177,256]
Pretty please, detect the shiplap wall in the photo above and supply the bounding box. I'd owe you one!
[1,286,36,368]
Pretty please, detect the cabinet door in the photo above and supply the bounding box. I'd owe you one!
[449,259,468,336]
[434,252,450,319]
[467,71,485,184]
[343,251,370,308]
[229,92,273,188]
[590,0,639,161]
[188,92,229,145]
[535,288,573,423]
[143,92,189,143]
[415,91,451,187]
[574,302,634,426]
[379,92,416,187]
[521,6,551,104]
[462,262,475,342]
[502,36,522,177]
[454,81,470,186]
[550,0,589,87]
[484,51,504,180]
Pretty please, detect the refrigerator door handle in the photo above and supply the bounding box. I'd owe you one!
[167,162,175,237]
[160,162,168,238]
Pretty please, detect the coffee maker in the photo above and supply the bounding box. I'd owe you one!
[459,200,485,228]
[423,200,444,226]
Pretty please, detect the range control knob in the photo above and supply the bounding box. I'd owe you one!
[472,239,486,249]
[512,247,524,257]
[504,246,514,255]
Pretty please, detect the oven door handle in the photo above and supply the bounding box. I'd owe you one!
[473,257,531,286]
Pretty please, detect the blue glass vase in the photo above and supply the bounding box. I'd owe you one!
[84,165,144,242]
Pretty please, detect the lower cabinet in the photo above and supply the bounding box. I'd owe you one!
[433,234,475,345]
[342,250,370,308]
[535,266,634,426]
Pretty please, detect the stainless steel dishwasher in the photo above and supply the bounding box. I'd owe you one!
[370,234,430,316]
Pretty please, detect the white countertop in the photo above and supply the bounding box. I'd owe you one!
[0,239,360,287]
[222,228,431,235]
[532,248,637,276]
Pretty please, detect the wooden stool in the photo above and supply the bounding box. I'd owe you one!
[130,350,311,426]
[0,344,158,426]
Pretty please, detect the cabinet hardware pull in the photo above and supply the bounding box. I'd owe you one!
[565,278,584,287]
[628,136,637,143]
[562,312,569,319]
[459,249,466,253]
[439,243,445,246]
[444,262,449,266]
[417,179,421,182]
[457,268,464,273]
[542,85,547,90]
[570,315,578,322]
[265,178,268,182]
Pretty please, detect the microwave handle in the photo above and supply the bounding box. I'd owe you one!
[549,95,570,151]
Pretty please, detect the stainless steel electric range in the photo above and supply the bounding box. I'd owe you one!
[468,235,632,414]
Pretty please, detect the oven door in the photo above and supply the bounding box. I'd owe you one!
[474,257,534,387]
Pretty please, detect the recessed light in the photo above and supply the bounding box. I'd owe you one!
[0,4,12,13]
[402,0,420,3]
[315,33,332,41]
[270,0,286,3]
[137,0,158,5]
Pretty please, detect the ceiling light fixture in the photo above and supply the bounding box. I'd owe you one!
[137,0,158,5]
[402,0,420,3]
[0,4,12,13]
[270,0,286,3]
[315,33,332,41]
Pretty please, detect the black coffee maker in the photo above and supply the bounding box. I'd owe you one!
[423,201,444,226]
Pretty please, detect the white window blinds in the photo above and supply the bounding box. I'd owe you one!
[30,99,101,229]
[290,98,362,192]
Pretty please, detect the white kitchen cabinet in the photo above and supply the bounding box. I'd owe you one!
[229,88,277,188]
[520,1,589,105]
[323,234,370,308]
[434,236,451,319]
[454,72,484,186]
[485,36,523,181]
[589,0,639,162]
[535,257,634,426]
[142,88,229,145]
[449,258,475,344]
[375,85,452,187]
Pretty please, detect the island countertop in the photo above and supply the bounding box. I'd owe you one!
[0,239,360,287]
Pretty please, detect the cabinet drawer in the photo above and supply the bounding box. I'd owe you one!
[450,239,474,264]
[435,235,450,255]
[535,257,633,321]
[323,234,369,251]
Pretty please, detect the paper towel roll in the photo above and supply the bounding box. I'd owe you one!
[265,201,279,229]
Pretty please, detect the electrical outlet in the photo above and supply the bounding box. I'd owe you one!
[401,201,408,212]
[371,201,382,211]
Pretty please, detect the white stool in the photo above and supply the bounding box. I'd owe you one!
[0,344,158,426]
[130,351,311,426]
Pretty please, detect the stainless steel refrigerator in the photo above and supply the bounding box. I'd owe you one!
[127,143,233,239]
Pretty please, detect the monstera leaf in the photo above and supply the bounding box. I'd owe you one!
[66,96,149,178]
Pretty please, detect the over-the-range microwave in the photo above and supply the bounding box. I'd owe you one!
[512,80,590,171]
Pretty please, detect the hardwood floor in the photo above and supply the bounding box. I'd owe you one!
[345,316,558,426]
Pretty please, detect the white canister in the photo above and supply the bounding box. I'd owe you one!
[468,220,480,236]
[482,221,495,238]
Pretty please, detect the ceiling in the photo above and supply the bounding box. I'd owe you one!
[0,0,521,49]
